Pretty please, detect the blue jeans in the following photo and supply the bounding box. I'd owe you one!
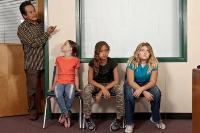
[55,84,75,116]
[124,80,161,125]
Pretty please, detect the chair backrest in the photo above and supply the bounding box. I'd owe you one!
[124,68,128,82]
[51,66,56,86]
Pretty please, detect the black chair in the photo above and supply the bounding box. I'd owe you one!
[42,66,83,129]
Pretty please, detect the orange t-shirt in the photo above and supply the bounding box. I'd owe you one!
[55,56,80,84]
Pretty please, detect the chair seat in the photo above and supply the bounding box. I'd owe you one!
[47,90,81,97]
[75,91,81,97]
[47,91,55,97]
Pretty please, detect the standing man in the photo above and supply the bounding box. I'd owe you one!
[17,1,56,121]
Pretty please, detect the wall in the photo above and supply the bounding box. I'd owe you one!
[48,0,200,113]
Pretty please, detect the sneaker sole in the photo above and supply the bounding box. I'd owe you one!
[109,122,122,131]
[150,117,166,129]
[85,123,96,131]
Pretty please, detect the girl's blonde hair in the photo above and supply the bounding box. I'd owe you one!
[127,42,158,71]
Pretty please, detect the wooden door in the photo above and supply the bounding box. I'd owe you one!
[192,68,200,133]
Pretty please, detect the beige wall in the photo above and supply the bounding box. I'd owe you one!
[48,0,200,113]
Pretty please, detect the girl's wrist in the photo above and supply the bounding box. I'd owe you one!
[100,85,105,90]
[101,87,105,91]
[142,90,146,94]
[140,87,145,92]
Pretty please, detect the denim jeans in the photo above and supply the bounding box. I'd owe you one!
[124,80,161,125]
[55,84,75,116]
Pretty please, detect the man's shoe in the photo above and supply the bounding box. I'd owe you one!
[29,114,38,121]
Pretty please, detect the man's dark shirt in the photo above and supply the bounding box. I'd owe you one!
[17,20,49,70]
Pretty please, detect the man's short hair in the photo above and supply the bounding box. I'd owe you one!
[19,1,34,16]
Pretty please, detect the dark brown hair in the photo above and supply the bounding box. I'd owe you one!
[67,40,78,56]
[19,1,34,17]
[93,41,110,74]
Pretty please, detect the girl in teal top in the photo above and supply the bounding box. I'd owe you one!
[124,42,166,133]
[127,63,158,85]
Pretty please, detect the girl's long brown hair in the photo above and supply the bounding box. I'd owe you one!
[127,42,158,71]
[62,40,78,56]
[93,41,110,75]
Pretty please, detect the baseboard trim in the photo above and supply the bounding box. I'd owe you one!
[51,113,191,120]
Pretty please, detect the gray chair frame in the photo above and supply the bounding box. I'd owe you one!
[43,91,83,128]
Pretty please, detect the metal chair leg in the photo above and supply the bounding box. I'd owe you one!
[79,97,83,129]
[122,117,125,128]
[82,114,85,129]
[43,97,49,128]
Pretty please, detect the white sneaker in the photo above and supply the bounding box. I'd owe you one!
[150,117,166,129]
[125,124,134,133]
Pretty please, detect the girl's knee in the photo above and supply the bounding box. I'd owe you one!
[151,86,161,100]
[55,93,63,99]
[124,90,134,101]
[54,90,63,98]
[84,84,93,93]
[113,85,123,94]
[124,83,133,95]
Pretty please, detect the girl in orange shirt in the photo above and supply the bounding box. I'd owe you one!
[51,40,81,128]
